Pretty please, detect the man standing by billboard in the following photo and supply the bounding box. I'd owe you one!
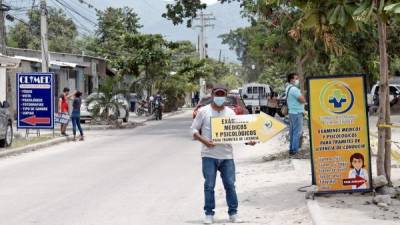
[286,73,306,156]
[191,84,256,224]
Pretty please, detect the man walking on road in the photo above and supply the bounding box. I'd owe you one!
[191,85,254,224]
[286,73,306,156]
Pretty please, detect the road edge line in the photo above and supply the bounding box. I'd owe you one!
[0,137,69,159]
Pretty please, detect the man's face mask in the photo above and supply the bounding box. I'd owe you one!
[213,96,226,107]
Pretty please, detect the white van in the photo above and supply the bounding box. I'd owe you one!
[240,83,272,114]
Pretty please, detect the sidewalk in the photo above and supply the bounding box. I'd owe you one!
[226,114,400,225]
[306,115,400,225]
[209,132,313,224]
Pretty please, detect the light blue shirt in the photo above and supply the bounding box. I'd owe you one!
[286,84,304,114]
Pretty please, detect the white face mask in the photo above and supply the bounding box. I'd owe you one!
[213,96,226,107]
[294,80,300,86]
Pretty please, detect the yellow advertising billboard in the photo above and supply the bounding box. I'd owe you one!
[211,112,286,144]
[308,75,372,193]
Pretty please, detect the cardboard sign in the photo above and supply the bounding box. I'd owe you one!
[54,113,70,125]
[211,112,286,144]
[308,75,372,193]
[17,73,54,129]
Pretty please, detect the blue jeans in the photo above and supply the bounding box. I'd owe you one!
[71,112,83,136]
[202,157,238,216]
[289,113,303,153]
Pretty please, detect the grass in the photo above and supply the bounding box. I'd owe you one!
[9,134,56,149]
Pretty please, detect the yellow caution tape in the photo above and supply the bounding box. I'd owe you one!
[377,123,400,128]
[369,132,400,164]
[392,149,400,162]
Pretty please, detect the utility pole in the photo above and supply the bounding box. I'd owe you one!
[40,0,50,72]
[0,1,9,102]
[0,0,8,55]
[194,11,215,99]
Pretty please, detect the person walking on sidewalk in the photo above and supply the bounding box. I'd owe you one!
[286,73,306,156]
[58,87,73,136]
[71,91,84,141]
[191,85,255,224]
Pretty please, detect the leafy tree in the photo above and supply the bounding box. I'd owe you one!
[85,7,142,69]
[163,0,400,182]
[162,0,207,27]
[264,0,400,183]
[7,7,78,53]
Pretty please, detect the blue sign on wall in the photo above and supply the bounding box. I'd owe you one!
[17,73,54,129]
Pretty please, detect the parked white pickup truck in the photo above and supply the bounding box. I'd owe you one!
[240,83,272,114]
[367,83,400,108]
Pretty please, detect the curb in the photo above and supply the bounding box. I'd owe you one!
[0,136,70,159]
[290,159,329,225]
[163,109,186,118]
[144,109,186,121]
[66,109,184,130]
[307,199,330,225]
[68,120,148,131]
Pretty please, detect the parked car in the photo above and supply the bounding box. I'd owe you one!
[80,93,130,123]
[367,83,400,107]
[192,95,249,119]
[0,101,13,147]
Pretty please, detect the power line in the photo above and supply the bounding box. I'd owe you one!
[49,0,93,36]
[74,0,100,13]
[54,0,96,25]
[68,0,97,21]
[58,0,97,25]
[6,14,30,27]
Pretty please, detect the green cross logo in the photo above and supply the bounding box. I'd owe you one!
[329,89,347,108]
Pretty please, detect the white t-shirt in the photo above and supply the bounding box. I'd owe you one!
[348,168,368,189]
[191,104,236,159]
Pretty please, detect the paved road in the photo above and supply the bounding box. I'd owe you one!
[0,111,205,225]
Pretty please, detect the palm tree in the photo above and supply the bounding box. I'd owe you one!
[87,76,128,125]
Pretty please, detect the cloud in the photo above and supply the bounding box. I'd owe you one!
[201,0,218,5]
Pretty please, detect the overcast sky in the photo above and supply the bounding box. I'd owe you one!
[7,0,245,62]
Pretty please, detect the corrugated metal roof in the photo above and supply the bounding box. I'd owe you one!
[7,47,107,61]
[0,54,21,68]
[13,55,85,68]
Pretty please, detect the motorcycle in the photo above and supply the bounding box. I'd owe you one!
[136,100,151,116]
